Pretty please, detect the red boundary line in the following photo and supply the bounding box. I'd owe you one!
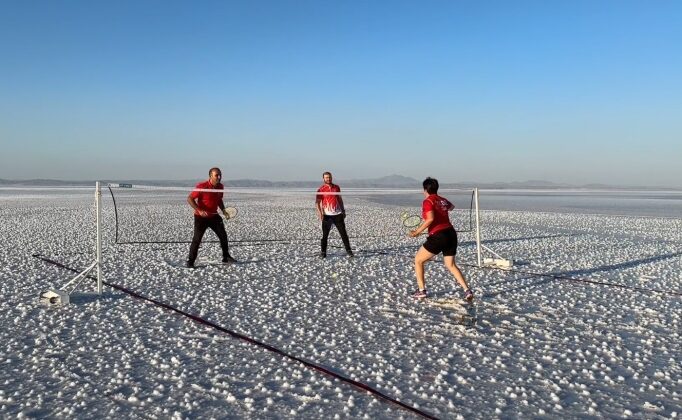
[33,253,440,420]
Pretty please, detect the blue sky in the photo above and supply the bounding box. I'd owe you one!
[1,1,681,186]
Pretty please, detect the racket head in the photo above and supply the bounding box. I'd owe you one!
[402,215,422,228]
[224,207,238,220]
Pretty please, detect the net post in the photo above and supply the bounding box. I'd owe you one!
[40,182,103,305]
[95,181,103,294]
[474,188,482,267]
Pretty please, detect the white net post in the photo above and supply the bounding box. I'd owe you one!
[96,181,103,294]
[474,188,482,267]
[39,182,105,304]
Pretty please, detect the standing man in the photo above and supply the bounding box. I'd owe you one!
[187,167,236,268]
[408,177,473,302]
[316,171,353,258]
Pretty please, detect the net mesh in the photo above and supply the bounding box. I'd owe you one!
[106,185,477,246]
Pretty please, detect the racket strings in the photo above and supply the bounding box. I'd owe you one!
[224,206,238,219]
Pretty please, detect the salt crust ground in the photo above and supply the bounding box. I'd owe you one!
[0,191,680,418]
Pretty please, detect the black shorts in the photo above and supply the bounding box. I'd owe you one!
[423,227,458,256]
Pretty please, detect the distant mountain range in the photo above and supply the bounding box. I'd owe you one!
[0,175,679,191]
[227,174,422,188]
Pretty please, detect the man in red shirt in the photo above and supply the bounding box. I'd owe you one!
[408,177,473,302]
[186,167,236,268]
[315,171,353,258]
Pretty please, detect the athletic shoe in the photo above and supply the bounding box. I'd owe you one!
[186,261,195,269]
[346,250,354,257]
[222,256,237,264]
[320,252,326,259]
[412,289,427,299]
[464,289,474,302]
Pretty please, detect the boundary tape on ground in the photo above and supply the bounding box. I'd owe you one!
[33,253,440,420]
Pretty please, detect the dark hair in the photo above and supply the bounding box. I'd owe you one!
[209,167,221,176]
[322,171,332,177]
[423,177,439,194]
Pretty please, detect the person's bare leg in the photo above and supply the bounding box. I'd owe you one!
[443,255,470,291]
[414,246,436,290]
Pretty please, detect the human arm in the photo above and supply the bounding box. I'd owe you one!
[187,194,208,217]
[218,200,233,219]
[315,196,324,220]
[338,195,346,218]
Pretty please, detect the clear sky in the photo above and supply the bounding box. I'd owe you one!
[1,1,680,187]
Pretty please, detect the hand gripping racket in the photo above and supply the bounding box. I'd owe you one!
[222,207,238,220]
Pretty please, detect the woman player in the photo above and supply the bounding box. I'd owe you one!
[408,177,474,302]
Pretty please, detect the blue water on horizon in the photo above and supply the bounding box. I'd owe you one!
[1,187,680,219]
[363,190,682,218]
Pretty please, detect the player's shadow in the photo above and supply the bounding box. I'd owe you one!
[67,291,128,305]
[548,250,682,279]
[483,277,555,298]
[482,251,682,298]
[460,233,580,248]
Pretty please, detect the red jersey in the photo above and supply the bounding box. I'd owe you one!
[422,194,454,235]
[190,180,224,217]
[316,183,344,216]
